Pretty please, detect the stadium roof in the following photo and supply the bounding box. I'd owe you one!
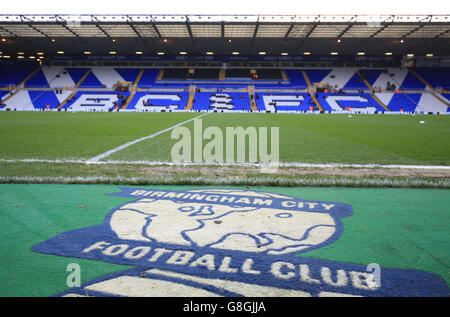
[0,14,449,57]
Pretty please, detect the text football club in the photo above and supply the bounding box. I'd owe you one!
[32,188,449,297]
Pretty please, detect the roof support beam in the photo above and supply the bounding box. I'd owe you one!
[126,16,151,50]
[369,15,395,38]
[149,16,163,39]
[336,15,358,39]
[19,15,51,39]
[185,16,197,55]
[293,17,320,54]
[251,17,260,44]
[90,15,111,38]
[410,27,450,52]
[54,15,88,46]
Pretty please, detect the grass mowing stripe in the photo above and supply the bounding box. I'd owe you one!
[105,113,450,165]
[0,112,200,159]
[86,112,210,163]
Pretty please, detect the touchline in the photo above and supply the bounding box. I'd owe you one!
[170,119,279,166]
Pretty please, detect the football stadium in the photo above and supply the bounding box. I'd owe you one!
[0,1,449,302]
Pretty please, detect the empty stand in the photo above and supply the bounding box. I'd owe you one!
[192,69,220,80]
[412,67,450,90]
[90,67,126,88]
[127,92,189,111]
[138,69,160,87]
[343,69,383,90]
[259,93,314,112]
[0,63,38,88]
[0,63,448,114]
[162,69,189,80]
[254,69,282,80]
[285,70,309,88]
[319,93,384,112]
[191,92,251,111]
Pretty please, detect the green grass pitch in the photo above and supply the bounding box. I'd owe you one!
[0,111,449,165]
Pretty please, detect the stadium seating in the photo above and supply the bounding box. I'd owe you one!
[63,91,130,111]
[343,69,382,90]
[28,91,61,109]
[25,70,51,88]
[127,92,189,111]
[318,93,384,112]
[254,69,283,80]
[190,92,251,111]
[285,70,308,88]
[162,68,189,80]
[256,93,314,112]
[1,62,448,113]
[398,72,426,90]
[192,69,220,80]
[413,67,450,90]
[115,68,141,83]
[376,92,421,112]
[41,66,76,88]
[3,90,36,110]
[138,69,160,88]
[0,62,38,88]
[0,91,10,102]
[226,69,251,79]
[90,67,126,88]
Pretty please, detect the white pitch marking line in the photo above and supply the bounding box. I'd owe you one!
[0,158,449,170]
[85,112,210,163]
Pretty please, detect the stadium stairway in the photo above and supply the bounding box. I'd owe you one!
[57,69,92,109]
[186,85,196,110]
[415,93,448,113]
[122,70,145,109]
[356,70,390,111]
[248,85,257,111]
[219,69,226,80]
[90,67,125,88]
[156,70,164,81]
[1,66,41,104]
[408,68,450,108]
[301,71,324,111]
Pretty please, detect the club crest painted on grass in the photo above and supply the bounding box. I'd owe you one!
[31,188,449,297]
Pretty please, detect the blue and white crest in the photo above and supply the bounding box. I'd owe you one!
[32,188,449,297]
[106,188,351,256]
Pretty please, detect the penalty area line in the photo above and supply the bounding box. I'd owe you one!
[85,112,210,163]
